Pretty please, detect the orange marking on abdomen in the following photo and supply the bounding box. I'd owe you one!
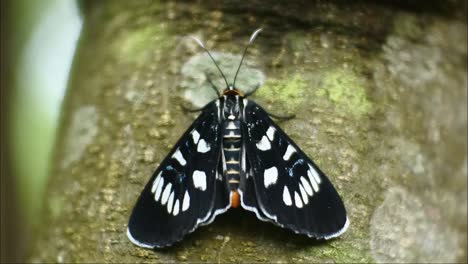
[231,190,240,208]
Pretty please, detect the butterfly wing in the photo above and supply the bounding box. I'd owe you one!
[127,101,230,248]
[240,100,348,239]
[238,148,272,222]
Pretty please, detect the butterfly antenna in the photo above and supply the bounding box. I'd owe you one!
[191,36,230,88]
[233,28,262,87]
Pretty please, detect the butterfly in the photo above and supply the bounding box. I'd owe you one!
[127,28,348,248]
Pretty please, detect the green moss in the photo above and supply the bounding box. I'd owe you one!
[115,25,169,64]
[320,242,373,262]
[256,74,308,111]
[317,68,372,118]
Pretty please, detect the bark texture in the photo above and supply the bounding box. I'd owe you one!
[30,1,467,262]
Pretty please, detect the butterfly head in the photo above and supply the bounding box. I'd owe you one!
[192,29,262,100]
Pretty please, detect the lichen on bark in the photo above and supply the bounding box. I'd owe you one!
[30,1,467,262]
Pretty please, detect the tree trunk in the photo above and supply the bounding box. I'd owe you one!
[30,1,467,262]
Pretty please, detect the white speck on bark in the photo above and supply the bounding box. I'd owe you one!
[62,106,99,168]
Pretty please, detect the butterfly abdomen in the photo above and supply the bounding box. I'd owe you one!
[220,94,245,208]
[223,118,242,190]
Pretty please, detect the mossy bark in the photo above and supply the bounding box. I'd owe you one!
[30,1,467,262]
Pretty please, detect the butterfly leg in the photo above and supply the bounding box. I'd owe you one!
[267,112,296,121]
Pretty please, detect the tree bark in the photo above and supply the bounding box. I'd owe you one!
[30,1,467,262]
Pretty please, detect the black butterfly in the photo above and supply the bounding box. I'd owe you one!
[127,29,348,248]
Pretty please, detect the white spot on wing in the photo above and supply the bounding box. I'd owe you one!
[182,191,190,211]
[154,177,164,201]
[300,176,313,196]
[192,130,200,144]
[161,182,172,205]
[193,170,207,191]
[308,169,319,192]
[266,126,276,141]
[283,145,296,161]
[263,166,278,188]
[294,191,303,208]
[282,186,292,206]
[299,184,309,205]
[309,164,322,184]
[256,135,271,151]
[151,172,162,193]
[172,149,186,166]
[197,139,211,153]
[173,199,180,216]
[167,191,175,213]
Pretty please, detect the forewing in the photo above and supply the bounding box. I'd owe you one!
[127,101,226,248]
[241,100,348,239]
